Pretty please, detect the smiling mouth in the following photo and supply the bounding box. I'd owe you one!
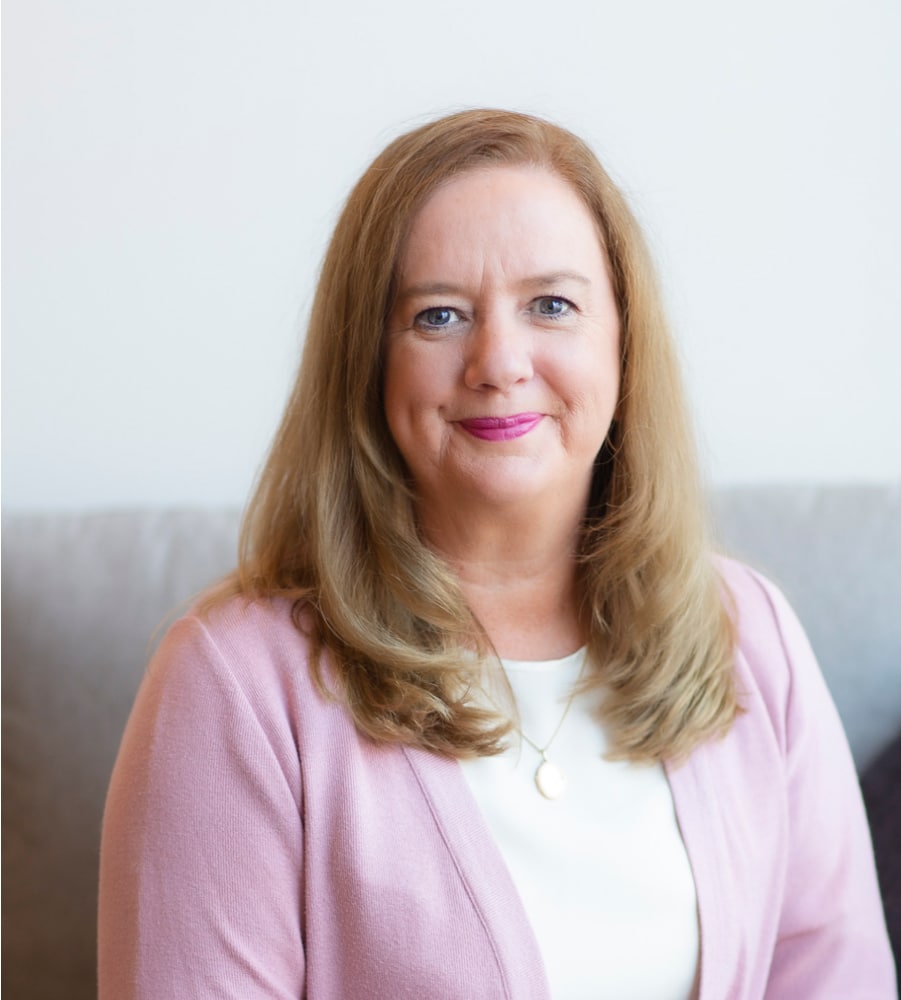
[457,413,543,441]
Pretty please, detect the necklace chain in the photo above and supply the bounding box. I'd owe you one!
[508,651,586,801]
[516,685,578,758]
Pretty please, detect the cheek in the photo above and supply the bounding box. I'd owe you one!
[550,337,620,409]
[558,356,621,450]
[385,341,458,412]
[383,344,442,447]
[586,330,622,399]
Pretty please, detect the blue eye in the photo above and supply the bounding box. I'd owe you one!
[533,296,573,318]
[415,307,460,330]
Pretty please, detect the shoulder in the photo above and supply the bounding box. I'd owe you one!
[152,592,318,700]
[134,594,337,783]
[715,555,817,677]
[714,555,840,763]
[715,553,803,652]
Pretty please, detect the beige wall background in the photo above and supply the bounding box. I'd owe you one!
[4,0,900,510]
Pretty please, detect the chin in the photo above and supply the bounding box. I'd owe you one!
[453,467,569,511]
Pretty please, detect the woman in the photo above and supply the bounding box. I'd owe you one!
[98,110,895,998]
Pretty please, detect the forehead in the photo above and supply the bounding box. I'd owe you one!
[396,165,607,282]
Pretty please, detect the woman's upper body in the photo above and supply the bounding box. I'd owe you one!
[98,109,896,997]
[98,556,895,999]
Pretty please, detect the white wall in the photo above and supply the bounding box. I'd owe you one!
[4,0,900,510]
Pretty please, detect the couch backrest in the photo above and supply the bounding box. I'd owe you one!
[711,484,901,770]
[2,488,900,1000]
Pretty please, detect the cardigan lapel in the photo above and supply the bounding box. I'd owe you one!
[666,749,730,1000]
[402,746,552,1000]
[402,742,723,1000]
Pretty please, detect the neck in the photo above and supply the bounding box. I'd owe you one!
[418,501,587,661]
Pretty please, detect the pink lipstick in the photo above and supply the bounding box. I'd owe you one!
[458,413,543,441]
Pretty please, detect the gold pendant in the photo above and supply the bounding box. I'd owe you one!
[535,759,566,800]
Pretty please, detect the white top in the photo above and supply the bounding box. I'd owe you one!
[460,649,699,1000]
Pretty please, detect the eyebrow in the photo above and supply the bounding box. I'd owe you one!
[396,282,465,301]
[522,271,593,289]
[396,271,593,302]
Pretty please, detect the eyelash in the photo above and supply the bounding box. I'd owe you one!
[412,296,576,332]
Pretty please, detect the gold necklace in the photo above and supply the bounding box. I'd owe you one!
[510,651,587,800]
[515,685,580,800]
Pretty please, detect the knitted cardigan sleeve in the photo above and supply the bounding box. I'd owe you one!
[98,614,305,999]
[754,571,897,998]
[667,561,896,998]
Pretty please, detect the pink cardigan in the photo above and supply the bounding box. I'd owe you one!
[98,559,896,998]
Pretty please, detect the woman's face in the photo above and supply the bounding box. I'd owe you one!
[384,165,621,526]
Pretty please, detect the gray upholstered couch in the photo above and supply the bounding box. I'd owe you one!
[3,485,900,999]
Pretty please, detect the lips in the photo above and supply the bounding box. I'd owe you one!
[457,413,543,441]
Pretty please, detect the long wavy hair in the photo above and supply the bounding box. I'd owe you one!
[227,108,738,763]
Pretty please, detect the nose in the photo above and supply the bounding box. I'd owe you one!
[463,313,534,391]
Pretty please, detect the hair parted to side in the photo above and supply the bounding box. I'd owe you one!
[226,108,738,763]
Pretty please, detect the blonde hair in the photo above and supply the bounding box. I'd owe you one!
[228,109,738,763]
